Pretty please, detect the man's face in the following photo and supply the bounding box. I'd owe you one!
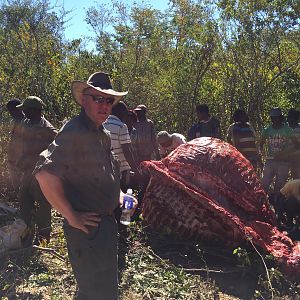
[287,115,298,125]
[136,110,145,119]
[23,108,41,120]
[196,111,207,121]
[239,111,248,123]
[81,89,113,126]
[8,106,23,119]
[159,138,172,148]
[270,116,283,126]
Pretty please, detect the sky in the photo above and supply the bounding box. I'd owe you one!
[50,0,169,50]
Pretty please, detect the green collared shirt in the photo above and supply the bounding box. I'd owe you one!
[34,110,120,215]
[17,116,57,172]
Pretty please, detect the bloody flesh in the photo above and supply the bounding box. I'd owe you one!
[140,137,300,279]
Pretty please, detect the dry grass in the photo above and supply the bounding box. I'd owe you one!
[1,211,299,299]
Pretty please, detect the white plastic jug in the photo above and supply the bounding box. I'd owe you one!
[0,219,27,253]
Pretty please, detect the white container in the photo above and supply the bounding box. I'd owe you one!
[0,219,27,253]
[120,189,134,225]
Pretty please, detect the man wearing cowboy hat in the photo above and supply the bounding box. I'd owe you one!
[34,72,137,299]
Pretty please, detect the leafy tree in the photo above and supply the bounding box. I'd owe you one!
[216,0,300,129]
[0,0,67,121]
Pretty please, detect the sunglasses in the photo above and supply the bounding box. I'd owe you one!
[84,94,115,105]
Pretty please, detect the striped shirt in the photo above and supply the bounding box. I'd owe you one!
[104,115,131,172]
[227,122,258,161]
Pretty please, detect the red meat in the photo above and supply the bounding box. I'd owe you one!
[140,137,300,279]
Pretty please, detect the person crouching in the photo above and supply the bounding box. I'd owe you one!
[275,179,300,233]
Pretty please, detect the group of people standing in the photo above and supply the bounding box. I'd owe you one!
[7,96,57,243]
[4,70,300,299]
[158,103,300,194]
[161,103,300,232]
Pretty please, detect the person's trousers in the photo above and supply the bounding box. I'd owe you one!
[7,160,22,190]
[63,216,118,300]
[262,160,290,195]
[291,164,300,179]
[120,170,131,193]
[19,173,51,240]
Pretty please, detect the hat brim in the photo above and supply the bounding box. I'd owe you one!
[71,81,128,106]
[134,108,147,112]
[15,103,43,110]
[270,114,283,117]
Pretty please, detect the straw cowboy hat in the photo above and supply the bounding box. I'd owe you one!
[71,72,128,106]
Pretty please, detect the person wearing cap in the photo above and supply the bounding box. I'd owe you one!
[157,131,186,158]
[187,104,221,141]
[125,109,138,134]
[6,98,24,189]
[274,179,300,231]
[260,107,294,198]
[16,96,57,244]
[33,72,137,299]
[133,104,160,162]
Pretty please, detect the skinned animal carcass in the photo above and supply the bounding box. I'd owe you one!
[140,138,300,279]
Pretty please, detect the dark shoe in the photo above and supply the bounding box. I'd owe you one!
[21,227,34,247]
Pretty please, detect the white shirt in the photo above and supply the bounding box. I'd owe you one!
[159,133,186,157]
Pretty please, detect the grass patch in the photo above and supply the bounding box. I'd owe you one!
[0,213,299,299]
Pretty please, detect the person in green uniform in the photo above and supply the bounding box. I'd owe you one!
[17,96,57,243]
[6,98,24,190]
[34,72,137,300]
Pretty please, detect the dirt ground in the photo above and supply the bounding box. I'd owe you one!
[1,201,300,299]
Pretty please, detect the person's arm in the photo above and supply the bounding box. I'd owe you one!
[35,169,101,234]
[187,126,194,141]
[260,137,266,154]
[150,122,160,160]
[120,124,138,171]
[291,135,300,146]
[46,126,58,143]
[250,125,263,166]
[158,145,167,158]
[214,118,222,139]
[178,135,186,144]
[226,124,234,145]
[16,119,37,171]
[122,143,138,172]
[260,128,267,156]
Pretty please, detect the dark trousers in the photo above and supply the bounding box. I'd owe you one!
[275,193,300,228]
[64,216,118,300]
[19,172,51,240]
